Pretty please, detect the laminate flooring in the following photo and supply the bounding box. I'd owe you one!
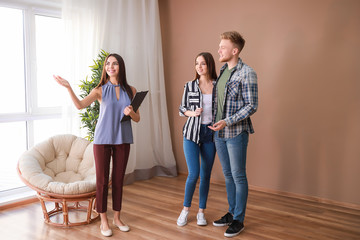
[0,175,359,240]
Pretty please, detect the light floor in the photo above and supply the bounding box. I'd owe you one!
[0,175,359,240]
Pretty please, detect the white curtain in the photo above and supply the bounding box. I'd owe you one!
[61,0,177,183]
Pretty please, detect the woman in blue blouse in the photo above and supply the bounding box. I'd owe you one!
[54,53,139,237]
[177,52,217,227]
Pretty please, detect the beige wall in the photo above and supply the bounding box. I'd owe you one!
[158,0,360,206]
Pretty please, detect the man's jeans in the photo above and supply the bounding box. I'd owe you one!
[214,131,249,222]
[183,124,216,209]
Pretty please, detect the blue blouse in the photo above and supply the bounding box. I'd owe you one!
[93,81,133,144]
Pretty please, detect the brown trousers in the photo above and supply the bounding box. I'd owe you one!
[93,144,130,213]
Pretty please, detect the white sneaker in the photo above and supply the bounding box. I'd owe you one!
[177,210,189,226]
[197,212,207,226]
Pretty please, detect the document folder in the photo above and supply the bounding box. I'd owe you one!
[121,90,149,122]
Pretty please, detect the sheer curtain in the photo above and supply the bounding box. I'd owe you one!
[61,0,177,183]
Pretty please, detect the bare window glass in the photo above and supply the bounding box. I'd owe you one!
[35,15,66,108]
[0,7,26,114]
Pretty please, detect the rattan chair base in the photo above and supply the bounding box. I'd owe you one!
[37,192,99,227]
[17,166,99,227]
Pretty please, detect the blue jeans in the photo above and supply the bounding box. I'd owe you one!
[183,124,216,209]
[214,131,249,222]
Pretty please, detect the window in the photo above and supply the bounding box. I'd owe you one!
[0,0,64,204]
[35,14,66,108]
[0,7,26,114]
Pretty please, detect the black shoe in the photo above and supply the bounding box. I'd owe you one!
[224,220,244,238]
[213,212,233,227]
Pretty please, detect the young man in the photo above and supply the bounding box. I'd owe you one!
[208,31,258,238]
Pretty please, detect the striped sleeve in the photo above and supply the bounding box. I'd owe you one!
[179,81,201,144]
[179,84,188,116]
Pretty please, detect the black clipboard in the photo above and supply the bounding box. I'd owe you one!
[121,90,148,122]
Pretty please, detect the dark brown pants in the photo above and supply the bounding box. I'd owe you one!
[93,144,130,213]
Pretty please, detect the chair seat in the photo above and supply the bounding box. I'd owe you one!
[18,134,96,195]
[17,134,99,227]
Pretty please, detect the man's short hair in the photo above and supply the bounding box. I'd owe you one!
[220,31,245,53]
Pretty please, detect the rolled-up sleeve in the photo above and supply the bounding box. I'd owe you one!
[179,84,188,117]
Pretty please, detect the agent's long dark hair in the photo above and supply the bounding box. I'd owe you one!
[194,52,218,81]
[96,53,133,99]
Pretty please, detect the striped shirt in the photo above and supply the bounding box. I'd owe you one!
[212,58,258,138]
[179,79,214,144]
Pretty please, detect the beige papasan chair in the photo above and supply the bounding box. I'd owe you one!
[17,134,99,227]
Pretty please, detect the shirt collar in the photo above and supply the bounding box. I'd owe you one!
[220,57,243,73]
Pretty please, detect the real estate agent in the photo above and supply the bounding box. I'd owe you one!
[54,53,139,237]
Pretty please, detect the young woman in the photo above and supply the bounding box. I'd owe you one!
[177,52,217,226]
[54,53,139,237]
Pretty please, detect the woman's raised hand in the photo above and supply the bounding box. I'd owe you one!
[53,75,70,89]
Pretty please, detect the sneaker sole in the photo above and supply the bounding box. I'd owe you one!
[213,222,230,227]
[177,222,187,227]
[224,227,244,238]
[197,222,207,226]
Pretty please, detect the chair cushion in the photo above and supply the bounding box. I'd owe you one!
[18,134,96,195]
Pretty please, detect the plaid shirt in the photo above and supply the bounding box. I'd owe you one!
[212,58,258,138]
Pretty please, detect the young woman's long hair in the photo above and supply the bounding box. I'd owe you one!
[194,52,218,81]
[97,53,134,99]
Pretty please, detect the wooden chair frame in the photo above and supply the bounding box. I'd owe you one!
[17,165,99,227]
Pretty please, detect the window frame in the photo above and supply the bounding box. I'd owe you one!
[0,0,63,205]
